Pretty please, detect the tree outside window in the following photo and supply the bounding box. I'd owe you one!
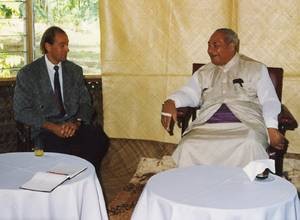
[0,1,26,77]
[0,0,100,78]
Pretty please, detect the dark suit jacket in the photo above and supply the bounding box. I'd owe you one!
[13,56,93,138]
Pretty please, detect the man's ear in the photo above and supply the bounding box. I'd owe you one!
[45,42,51,53]
[228,42,236,52]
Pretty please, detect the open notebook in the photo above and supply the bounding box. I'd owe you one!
[20,163,87,192]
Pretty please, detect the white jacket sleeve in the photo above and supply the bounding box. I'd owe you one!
[257,65,281,128]
[168,73,202,108]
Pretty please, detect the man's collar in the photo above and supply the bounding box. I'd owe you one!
[218,53,239,73]
[44,55,62,70]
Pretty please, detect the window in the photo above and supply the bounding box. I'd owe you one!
[0,0,27,77]
[0,0,100,78]
[34,0,100,75]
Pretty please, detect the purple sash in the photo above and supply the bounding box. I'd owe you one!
[206,104,240,123]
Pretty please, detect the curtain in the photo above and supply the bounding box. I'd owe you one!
[100,0,300,153]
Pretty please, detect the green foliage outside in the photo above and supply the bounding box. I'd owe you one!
[0,2,24,77]
[0,4,15,18]
[34,0,98,25]
[0,0,100,77]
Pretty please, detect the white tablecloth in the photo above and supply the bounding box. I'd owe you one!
[0,152,108,220]
[132,165,300,220]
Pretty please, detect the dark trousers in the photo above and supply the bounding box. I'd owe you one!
[39,124,109,171]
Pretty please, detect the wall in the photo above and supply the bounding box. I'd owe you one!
[100,0,300,153]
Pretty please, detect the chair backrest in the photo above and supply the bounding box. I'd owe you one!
[192,63,283,101]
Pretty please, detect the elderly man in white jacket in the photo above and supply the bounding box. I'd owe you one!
[161,28,285,168]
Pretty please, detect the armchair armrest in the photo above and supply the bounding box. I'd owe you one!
[176,107,198,135]
[278,104,298,134]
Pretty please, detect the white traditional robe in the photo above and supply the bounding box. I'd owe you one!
[171,54,281,168]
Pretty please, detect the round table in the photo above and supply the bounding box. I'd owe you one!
[0,152,108,220]
[132,165,300,220]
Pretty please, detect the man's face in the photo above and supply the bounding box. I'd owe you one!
[45,32,69,64]
[207,31,236,66]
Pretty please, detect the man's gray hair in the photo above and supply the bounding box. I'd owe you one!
[216,28,239,52]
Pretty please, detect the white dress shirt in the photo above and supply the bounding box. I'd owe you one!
[44,55,64,101]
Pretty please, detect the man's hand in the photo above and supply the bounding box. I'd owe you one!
[42,121,80,138]
[268,128,285,150]
[60,121,80,138]
[161,99,177,134]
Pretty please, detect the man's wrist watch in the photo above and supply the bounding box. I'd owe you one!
[76,118,82,122]
[75,118,82,126]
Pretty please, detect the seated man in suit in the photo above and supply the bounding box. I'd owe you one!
[161,28,285,168]
[13,26,109,172]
